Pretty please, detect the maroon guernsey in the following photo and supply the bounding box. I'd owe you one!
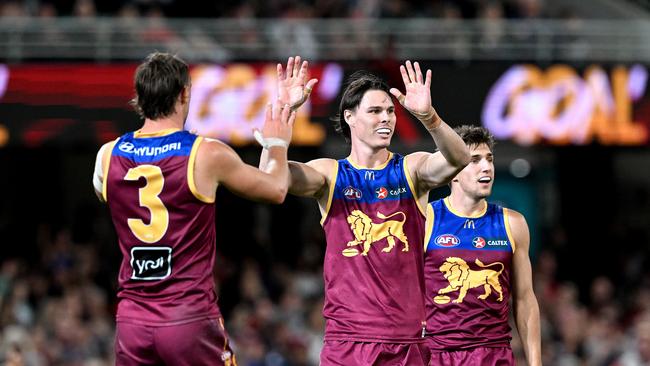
[321,153,427,342]
[103,129,220,325]
[424,198,514,350]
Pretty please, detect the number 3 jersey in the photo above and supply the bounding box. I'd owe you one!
[103,129,220,325]
[424,198,515,349]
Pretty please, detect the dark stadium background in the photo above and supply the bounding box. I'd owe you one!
[1,0,650,364]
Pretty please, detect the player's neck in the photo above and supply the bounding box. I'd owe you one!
[140,114,184,134]
[347,145,390,169]
[447,193,487,217]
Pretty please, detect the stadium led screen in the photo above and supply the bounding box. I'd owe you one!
[0,62,648,148]
[482,64,649,146]
[0,63,343,148]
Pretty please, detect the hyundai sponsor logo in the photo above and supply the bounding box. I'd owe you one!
[119,141,181,156]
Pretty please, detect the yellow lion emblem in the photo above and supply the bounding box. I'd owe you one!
[345,210,409,256]
[436,257,504,304]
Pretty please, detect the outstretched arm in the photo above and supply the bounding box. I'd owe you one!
[287,159,334,199]
[196,102,296,204]
[260,55,319,178]
[509,209,542,366]
[260,56,318,172]
[391,61,470,194]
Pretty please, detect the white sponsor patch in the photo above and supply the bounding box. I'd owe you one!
[119,142,181,157]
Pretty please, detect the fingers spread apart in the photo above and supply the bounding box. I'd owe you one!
[400,60,431,87]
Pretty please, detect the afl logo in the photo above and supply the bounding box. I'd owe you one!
[118,141,135,153]
[343,186,362,200]
[472,237,486,248]
[375,187,388,199]
[435,234,460,247]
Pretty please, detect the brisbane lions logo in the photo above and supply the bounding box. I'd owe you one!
[342,210,409,257]
[435,257,505,304]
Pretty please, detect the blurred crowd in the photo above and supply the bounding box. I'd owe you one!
[0,0,548,19]
[1,218,650,366]
[0,0,587,64]
[0,228,114,366]
[0,1,646,365]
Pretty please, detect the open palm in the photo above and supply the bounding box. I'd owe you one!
[389,61,432,115]
[277,56,318,108]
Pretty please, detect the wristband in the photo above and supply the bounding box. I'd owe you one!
[253,129,289,149]
[395,96,440,129]
[412,107,436,122]
[414,107,441,130]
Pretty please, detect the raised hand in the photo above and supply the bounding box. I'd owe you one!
[255,100,296,149]
[389,61,438,128]
[277,56,318,111]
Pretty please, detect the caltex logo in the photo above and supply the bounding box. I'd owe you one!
[472,237,486,248]
[375,187,388,199]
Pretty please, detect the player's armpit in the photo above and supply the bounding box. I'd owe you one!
[288,159,334,199]
[407,120,470,195]
[506,209,529,253]
[406,151,463,194]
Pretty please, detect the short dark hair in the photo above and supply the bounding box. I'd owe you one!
[453,125,496,151]
[333,71,391,142]
[130,52,190,120]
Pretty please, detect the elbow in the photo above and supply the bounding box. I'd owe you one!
[269,186,288,204]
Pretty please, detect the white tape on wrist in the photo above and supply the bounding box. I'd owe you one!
[253,129,289,149]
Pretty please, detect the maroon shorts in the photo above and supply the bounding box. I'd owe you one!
[428,346,514,366]
[115,317,237,366]
[320,340,430,366]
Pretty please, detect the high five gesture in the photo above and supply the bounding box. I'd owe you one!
[277,56,319,111]
[257,55,471,366]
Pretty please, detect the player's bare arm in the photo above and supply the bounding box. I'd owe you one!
[259,54,326,202]
[195,102,296,204]
[508,208,542,366]
[259,55,318,172]
[389,61,470,201]
[92,140,116,202]
[288,158,335,202]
